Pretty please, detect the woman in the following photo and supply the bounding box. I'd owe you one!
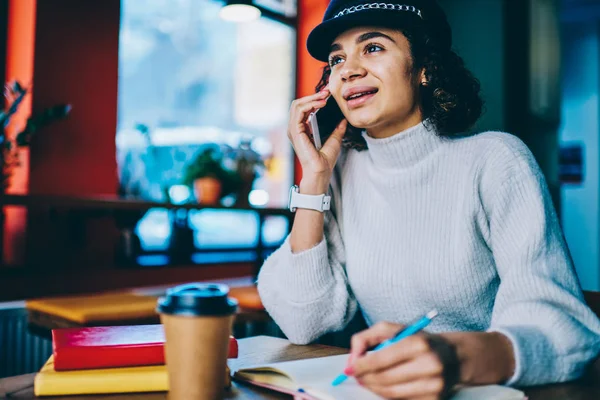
[257,0,600,398]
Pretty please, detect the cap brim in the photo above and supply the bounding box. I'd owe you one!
[307,10,422,62]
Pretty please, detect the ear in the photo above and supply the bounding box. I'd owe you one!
[419,68,428,86]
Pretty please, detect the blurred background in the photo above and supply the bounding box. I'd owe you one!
[0,0,598,295]
[0,0,598,293]
[0,0,599,381]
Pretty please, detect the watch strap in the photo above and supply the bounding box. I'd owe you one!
[288,185,331,212]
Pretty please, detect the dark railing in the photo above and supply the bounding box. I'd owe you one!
[0,194,293,271]
[0,308,52,379]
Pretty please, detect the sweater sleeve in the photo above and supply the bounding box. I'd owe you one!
[480,135,600,386]
[257,187,358,345]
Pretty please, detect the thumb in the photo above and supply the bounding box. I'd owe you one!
[320,119,347,156]
[328,118,348,144]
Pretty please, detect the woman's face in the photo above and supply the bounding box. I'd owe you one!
[327,26,424,138]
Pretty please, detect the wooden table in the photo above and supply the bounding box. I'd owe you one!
[1,336,599,399]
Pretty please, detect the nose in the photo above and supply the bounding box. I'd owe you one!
[340,55,366,82]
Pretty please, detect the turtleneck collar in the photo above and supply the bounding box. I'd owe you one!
[361,120,445,170]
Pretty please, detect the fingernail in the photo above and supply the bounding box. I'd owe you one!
[357,379,364,387]
[343,366,354,376]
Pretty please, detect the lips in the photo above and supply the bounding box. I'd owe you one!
[343,86,379,109]
[343,86,379,101]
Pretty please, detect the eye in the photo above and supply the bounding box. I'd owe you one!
[328,55,344,67]
[365,44,383,54]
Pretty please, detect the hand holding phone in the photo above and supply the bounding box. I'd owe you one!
[307,96,345,150]
[285,90,347,192]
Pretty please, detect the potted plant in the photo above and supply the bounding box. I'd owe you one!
[1,81,71,192]
[182,145,238,205]
[222,138,266,207]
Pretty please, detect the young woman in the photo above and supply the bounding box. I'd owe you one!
[257,0,600,398]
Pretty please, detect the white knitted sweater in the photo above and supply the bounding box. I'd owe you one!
[257,121,600,386]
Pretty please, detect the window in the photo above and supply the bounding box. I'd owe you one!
[116,0,295,263]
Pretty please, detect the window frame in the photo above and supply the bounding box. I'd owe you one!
[116,0,299,267]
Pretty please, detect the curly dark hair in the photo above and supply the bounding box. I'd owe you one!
[315,25,484,151]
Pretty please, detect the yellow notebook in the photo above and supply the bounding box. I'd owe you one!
[26,292,159,324]
[34,356,168,396]
[233,354,526,400]
[34,356,232,396]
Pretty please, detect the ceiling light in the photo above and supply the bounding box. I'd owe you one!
[219,0,261,22]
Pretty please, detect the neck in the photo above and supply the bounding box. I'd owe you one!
[365,108,423,139]
[361,119,445,170]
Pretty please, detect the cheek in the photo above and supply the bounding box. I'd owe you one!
[327,72,342,96]
[377,55,412,83]
[381,71,417,106]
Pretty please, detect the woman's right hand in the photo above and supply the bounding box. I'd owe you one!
[287,89,348,193]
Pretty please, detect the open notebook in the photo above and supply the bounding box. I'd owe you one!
[233,354,526,400]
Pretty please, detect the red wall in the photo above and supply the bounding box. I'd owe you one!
[3,0,120,265]
[3,0,36,265]
[28,0,119,196]
[22,0,120,267]
[295,0,329,184]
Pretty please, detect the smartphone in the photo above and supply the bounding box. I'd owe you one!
[307,96,345,150]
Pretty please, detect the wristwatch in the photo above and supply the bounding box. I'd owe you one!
[288,185,331,212]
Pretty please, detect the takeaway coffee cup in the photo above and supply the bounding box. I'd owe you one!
[157,283,238,400]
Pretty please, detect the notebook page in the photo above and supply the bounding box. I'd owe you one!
[243,354,382,400]
[239,354,525,400]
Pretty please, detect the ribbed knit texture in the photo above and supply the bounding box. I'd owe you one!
[257,121,600,386]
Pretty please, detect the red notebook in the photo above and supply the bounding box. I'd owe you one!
[52,324,238,371]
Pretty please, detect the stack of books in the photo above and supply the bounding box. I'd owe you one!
[34,324,238,396]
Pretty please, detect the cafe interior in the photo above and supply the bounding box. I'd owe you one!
[1,0,600,398]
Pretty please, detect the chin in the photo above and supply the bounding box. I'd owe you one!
[345,107,384,130]
[347,116,379,131]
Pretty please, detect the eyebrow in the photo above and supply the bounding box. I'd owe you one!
[329,31,396,54]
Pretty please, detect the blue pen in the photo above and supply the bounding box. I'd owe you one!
[331,309,439,386]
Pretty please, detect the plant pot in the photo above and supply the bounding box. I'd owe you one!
[193,177,222,205]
